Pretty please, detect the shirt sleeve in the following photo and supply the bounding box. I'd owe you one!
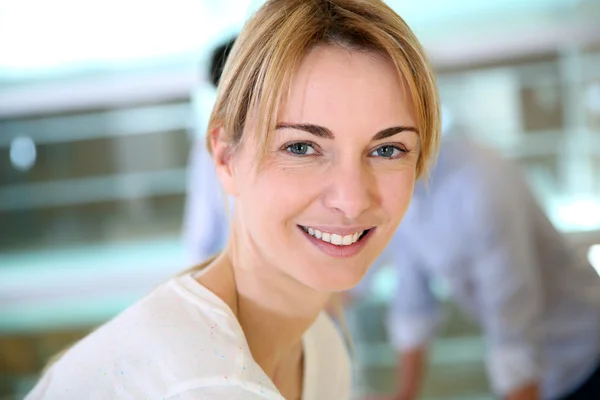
[466,164,543,396]
[386,242,442,351]
[182,139,228,264]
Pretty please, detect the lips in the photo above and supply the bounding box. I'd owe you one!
[298,224,375,258]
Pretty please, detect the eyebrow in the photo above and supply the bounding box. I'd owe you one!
[275,122,418,140]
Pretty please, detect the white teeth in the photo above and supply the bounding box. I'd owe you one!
[302,226,365,246]
[331,234,342,245]
[342,235,353,245]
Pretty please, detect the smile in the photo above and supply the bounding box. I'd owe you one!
[300,226,366,246]
[298,225,374,258]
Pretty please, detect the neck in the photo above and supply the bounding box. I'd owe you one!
[199,234,330,378]
[234,261,329,375]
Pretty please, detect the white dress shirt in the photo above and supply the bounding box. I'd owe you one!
[387,136,600,399]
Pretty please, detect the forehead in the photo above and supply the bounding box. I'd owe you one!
[281,45,415,131]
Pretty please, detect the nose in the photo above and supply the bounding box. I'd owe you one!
[323,160,373,220]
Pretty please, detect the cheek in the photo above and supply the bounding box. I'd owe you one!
[237,165,321,227]
[379,169,416,221]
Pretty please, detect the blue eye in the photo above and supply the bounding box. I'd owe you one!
[286,142,316,156]
[371,145,405,158]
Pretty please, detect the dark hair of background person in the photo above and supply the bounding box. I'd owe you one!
[209,37,237,88]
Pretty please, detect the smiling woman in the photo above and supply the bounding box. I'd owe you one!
[215,45,426,292]
[26,1,440,399]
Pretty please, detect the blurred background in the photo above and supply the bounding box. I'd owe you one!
[1,0,599,399]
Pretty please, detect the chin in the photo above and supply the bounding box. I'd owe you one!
[297,260,370,292]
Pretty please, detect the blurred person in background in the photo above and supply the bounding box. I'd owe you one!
[183,37,236,265]
[379,132,600,400]
[25,0,440,399]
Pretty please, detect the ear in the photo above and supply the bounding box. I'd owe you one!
[210,127,239,197]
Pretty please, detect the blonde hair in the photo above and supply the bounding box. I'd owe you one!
[208,0,440,178]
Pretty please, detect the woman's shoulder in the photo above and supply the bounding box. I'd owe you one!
[91,272,243,351]
[26,273,257,399]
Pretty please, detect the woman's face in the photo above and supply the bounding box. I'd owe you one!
[223,45,419,291]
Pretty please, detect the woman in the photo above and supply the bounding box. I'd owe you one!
[26,0,440,398]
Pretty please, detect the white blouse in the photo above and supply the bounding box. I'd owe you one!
[26,272,352,399]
